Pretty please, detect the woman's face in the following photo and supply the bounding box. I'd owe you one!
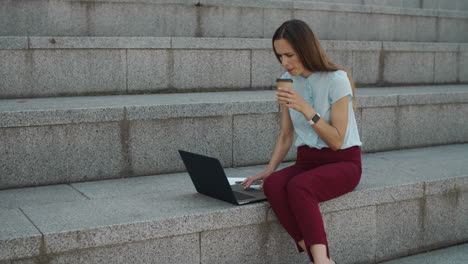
[274,39,312,78]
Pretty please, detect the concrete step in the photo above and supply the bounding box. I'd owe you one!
[0,85,467,189]
[379,243,468,264]
[298,0,468,12]
[1,37,467,99]
[0,144,467,264]
[1,0,468,42]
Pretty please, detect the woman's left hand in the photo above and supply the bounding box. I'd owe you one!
[276,87,311,115]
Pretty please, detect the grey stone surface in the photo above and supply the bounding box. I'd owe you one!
[380,243,468,264]
[357,85,468,105]
[0,91,279,127]
[32,49,126,97]
[1,0,468,41]
[423,190,468,248]
[127,50,170,92]
[425,176,468,196]
[123,91,278,120]
[293,4,448,42]
[263,8,294,38]
[1,88,468,188]
[394,15,437,42]
[422,0,439,9]
[0,107,124,128]
[383,41,459,52]
[460,51,468,82]
[66,1,197,37]
[434,52,458,83]
[19,195,267,254]
[172,50,250,90]
[403,0,421,8]
[327,50,353,71]
[439,0,458,10]
[294,1,373,13]
[396,91,468,105]
[0,185,87,209]
[383,52,434,84]
[128,116,233,175]
[0,51,33,99]
[0,122,125,189]
[439,17,468,42]
[325,206,376,264]
[360,107,398,152]
[171,37,271,49]
[201,0,291,8]
[0,209,42,261]
[42,234,199,264]
[375,199,424,262]
[265,221,310,264]
[0,37,28,49]
[71,172,195,199]
[29,37,171,49]
[364,144,468,184]
[352,51,380,85]
[0,0,48,36]
[233,113,281,166]
[2,39,467,98]
[322,40,382,52]
[251,50,284,88]
[0,144,467,261]
[200,6,263,38]
[320,182,424,212]
[200,224,269,264]
[399,104,468,147]
[364,0,402,8]
[357,94,399,108]
[0,50,127,98]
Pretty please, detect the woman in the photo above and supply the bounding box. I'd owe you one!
[242,19,362,264]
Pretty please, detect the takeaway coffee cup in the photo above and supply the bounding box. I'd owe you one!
[276,78,293,89]
[276,78,293,105]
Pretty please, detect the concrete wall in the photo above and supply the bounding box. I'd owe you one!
[1,37,467,99]
[1,87,467,189]
[1,0,467,41]
[3,174,467,263]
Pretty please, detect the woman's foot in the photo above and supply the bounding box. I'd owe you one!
[329,258,336,264]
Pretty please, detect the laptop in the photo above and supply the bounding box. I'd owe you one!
[178,150,267,205]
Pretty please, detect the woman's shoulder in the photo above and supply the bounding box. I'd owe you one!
[327,70,347,80]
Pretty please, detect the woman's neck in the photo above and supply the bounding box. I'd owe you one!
[300,69,314,78]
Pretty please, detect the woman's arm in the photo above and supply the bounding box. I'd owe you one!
[241,105,294,188]
[265,105,295,173]
[277,87,349,151]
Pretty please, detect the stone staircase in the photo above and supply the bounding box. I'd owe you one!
[1,0,467,263]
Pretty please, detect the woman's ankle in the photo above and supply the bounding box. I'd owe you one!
[297,240,306,251]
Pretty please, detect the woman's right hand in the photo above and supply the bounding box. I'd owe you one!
[241,170,272,190]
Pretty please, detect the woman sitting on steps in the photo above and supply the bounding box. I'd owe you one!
[242,19,362,264]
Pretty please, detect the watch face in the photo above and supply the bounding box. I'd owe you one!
[312,114,320,123]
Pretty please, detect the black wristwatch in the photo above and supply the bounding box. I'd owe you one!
[307,113,321,125]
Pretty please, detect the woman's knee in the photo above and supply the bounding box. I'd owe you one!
[286,176,318,200]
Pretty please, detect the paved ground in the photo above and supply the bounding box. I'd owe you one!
[380,243,468,264]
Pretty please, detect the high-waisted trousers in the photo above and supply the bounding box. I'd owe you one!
[263,146,362,263]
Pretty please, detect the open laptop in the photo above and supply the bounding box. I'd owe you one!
[178,150,267,205]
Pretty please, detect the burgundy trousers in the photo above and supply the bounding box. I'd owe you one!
[263,146,362,262]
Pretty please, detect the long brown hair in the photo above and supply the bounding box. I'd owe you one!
[272,19,357,109]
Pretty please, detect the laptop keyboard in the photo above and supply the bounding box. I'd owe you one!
[233,191,256,200]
